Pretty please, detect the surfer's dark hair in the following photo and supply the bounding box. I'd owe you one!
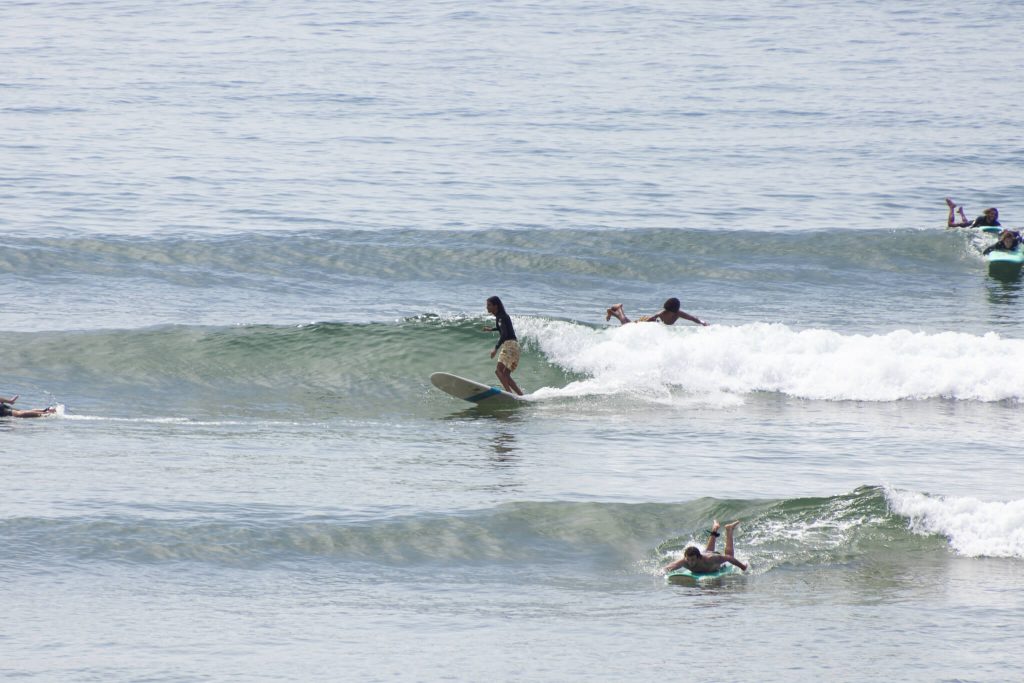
[487,296,507,316]
[683,546,701,558]
[663,297,681,313]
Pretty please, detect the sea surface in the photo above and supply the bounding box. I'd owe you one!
[3,1,1024,681]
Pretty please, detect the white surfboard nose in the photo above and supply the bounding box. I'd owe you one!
[430,372,524,404]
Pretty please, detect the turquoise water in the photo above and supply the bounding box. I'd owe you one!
[3,1,1024,681]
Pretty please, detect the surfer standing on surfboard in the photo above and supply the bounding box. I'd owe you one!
[663,520,748,574]
[483,296,524,396]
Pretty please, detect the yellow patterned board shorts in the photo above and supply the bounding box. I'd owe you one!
[497,340,520,372]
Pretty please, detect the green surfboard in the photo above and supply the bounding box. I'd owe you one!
[666,564,741,584]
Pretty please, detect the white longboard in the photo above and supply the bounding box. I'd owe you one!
[430,372,524,406]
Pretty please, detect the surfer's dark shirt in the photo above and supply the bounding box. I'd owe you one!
[970,215,1000,228]
[493,311,517,350]
[984,235,1021,255]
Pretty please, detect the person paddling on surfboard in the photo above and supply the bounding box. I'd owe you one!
[605,297,708,327]
[663,520,748,574]
[946,197,1000,229]
[983,229,1022,255]
[483,296,524,396]
[0,394,56,418]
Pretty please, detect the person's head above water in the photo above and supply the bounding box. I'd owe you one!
[486,295,506,316]
[986,208,999,220]
[663,297,681,313]
[683,546,701,559]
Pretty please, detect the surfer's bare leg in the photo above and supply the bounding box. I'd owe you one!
[496,363,523,396]
[946,198,972,228]
[1,395,18,405]
[723,520,740,557]
[719,521,748,571]
[705,520,721,552]
[606,303,630,325]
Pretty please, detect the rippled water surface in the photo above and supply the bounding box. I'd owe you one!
[3,1,1024,681]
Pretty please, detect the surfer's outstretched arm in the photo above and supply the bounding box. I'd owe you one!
[662,556,687,573]
[678,310,709,326]
[4,406,55,418]
[724,555,748,571]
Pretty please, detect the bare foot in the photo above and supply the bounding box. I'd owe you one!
[724,520,740,532]
[605,304,622,321]
[711,519,721,534]
[945,197,956,209]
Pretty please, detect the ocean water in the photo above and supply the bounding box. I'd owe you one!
[3,1,1024,681]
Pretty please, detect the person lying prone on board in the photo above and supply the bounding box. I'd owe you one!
[663,519,748,574]
[946,197,1000,229]
[0,395,56,418]
[983,229,1022,255]
[605,297,708,327]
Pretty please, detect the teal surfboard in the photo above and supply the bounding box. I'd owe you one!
[665,564,741,584]
[987,247,1024,280]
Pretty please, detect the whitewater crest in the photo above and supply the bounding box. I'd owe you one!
[886,487,1024,559]
[518,318,1024,403]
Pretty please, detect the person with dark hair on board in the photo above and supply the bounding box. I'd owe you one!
[946,197,1000,229]
[663,520,748,574]
[605,297,709,327]
[0,395,56,418]
[483,295,524,396]
[983,229,1022,255]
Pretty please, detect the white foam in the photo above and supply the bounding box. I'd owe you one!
[517,318,1024,403]
[886,487,1024,558]
[59,413,193,423]
[58,412,304,427]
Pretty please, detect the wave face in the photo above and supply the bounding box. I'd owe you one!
[4,314,1024,418]
[0,228,989,286]
[1,227,1011,336]
[5,487,1019,574]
